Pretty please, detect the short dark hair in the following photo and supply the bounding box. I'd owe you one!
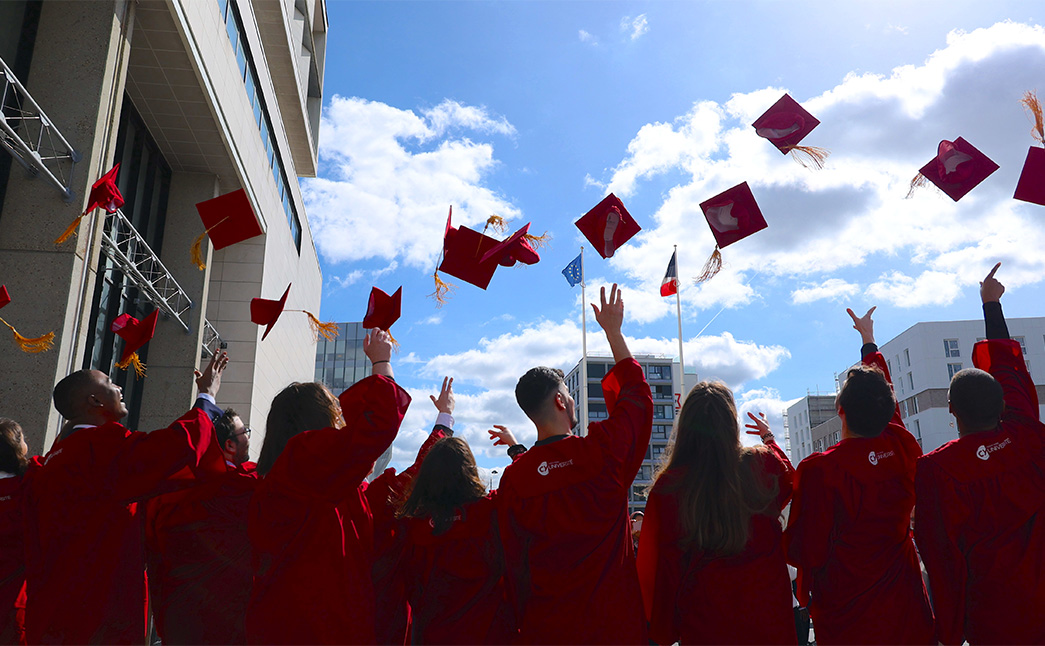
[52,370,98,419]
[948,368,1003,432]
[515,366,565,419]
[836,365,896,438]
[214,408,240,446]
[0,418,28,476]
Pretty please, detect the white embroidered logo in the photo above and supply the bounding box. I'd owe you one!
[976,437,1011,461]
[537,459,573,476]
[868,450,895,465]
[44,448,63,466]
[868,451,878,466]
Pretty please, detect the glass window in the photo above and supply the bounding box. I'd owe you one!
[587,362,606,379]
[907,372,914,390]
[913,419,922,440]
[652,426,669,440]
[245,73,256,108]
[947,362,962,379]
[904,349,910,366]
[1014,336,1027,355]
[943,338,960,358]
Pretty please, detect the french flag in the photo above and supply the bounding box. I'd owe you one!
[660,251,678,297]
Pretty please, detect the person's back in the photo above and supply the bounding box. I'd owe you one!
[495,284,653,644]
[915,263,1045,645]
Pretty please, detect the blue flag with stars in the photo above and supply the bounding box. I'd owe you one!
[562,253,583,287]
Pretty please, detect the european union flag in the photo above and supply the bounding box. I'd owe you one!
[562,253,583,287]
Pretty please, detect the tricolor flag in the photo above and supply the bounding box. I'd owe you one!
[660,251,678,297]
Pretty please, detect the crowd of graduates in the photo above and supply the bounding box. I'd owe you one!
[0,266,1042,646]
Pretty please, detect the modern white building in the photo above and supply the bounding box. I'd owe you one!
[785,394,837,464]
[0,0,327,459]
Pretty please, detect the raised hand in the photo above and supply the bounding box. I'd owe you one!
[195,350,229,398]
[846,306,877,346]
[980,262,1004,304]
[487,424,518,447]
[430,376,455,415]
[364,329,394,378]
[743,411,773,443]
[591,283,624,335]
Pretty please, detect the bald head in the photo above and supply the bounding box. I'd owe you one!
[949,368,1004,434]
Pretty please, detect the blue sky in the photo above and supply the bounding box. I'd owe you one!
[302,2,1045,470]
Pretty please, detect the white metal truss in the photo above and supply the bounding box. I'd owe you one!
[201,319,226,358]
[0,56,79,200]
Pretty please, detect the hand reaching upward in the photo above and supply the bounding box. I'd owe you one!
[980,262,1004,304]
[195,350,229,398]
[846,306,876,346]
[591,283,632,364]
[430,376,455,415]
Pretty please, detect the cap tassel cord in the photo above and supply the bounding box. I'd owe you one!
[303,311,340,342]
[115,352,146,378]
[1022,90,1044,145]
[191,216,229,271]
[523,231,552,249]
[694,246,723,284]
[54,211,88,245]
[0,317,55,353]
[785,145,830,170]
[906,173,928,199]
[430,271,455,307]
[481,215,508,235]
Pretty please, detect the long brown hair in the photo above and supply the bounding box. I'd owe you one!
[0,419,28,476]
[257,382,342,476]
[651,381,778,556]
[398,437,487,535]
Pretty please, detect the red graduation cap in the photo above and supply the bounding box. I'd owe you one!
[251,284,291,341]
[0,286,9,310]
[695,181,767,283]
[0,284,54,353]
[192,189,265,270]
[433,207,502,302]
[480,222,545,267]
[363,286,402,331]
[1015,91,1045,206]
[55,164,125,244]
[752,94,829,169]
[111,309,159,378]
[912,137,999,202]
[575,194,642,259]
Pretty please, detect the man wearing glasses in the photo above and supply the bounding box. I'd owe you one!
[216,409,252,467]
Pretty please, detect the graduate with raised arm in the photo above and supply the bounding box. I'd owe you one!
[495,283,653,644]
[246,329,410,645]
[23,351,230,644]
[144,408,258,645]
[915,263,1045,645]
[783,307,933,645]
[637,392,796,646]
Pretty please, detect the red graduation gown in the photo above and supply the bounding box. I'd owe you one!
[915,339,1045,645]
[144,461,259,644]
[497,357,653,644]
[404,493,514,645]
[637,441,796,645]
[783,350,933,645]
[22,407,224,645]
[0,474,27,646]
[246,375,410,645]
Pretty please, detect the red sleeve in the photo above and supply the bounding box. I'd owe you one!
[109,407,225,503]
[973,339,1039,421]
[588,358,653,486]
[862,350,906,431]
[269,375,411,502]
[366,426,450,525]
[914,457,969,645]
[783,456,832,605]
[762,439,795,510]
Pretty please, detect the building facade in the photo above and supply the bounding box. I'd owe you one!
[314,321,370,393]
[785,394,837,464]
[0,0,327,460]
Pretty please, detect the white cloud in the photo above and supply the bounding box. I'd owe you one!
[620,14,649,41]
[422,100,517,138]
[578,29,597,45]
[791,278,861,304]
[865,270,963,308]
[734,387,800,448]
[420,313,443,325]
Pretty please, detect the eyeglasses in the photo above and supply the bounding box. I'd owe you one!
[234,427,252,439]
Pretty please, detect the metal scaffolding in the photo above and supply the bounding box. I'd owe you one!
[201,319,226,358]
[0,56,79,200]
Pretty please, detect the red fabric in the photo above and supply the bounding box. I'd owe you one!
[22,408,223,644]
[783,351,933,645]
[368,426,450,645]
[637,441,796,645]
[404,493,514,644]
[915,339,1045,645]
[144,462,259,644]
[0,475,27,646]
[497,358,653,644]
[247,375,410,645]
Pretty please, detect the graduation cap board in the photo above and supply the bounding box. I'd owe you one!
[575,194,641,260]
[251,284,338,342]
[112,309,159,378]
[1014,91,1045,206]
[909,137,999,202]
[480,222,546,267]
[432,207,498,304]
[695,181,768,283]
[0,284,55,353]
[192,189,265,270]
[363,285,402,349]
[752,94,829,169]
[55,164,125,244]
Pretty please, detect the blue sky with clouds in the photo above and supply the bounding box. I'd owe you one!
[302,2,1045,471]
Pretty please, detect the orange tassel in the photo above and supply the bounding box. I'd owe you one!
[190,216,229,271]
[523,231,552,249]
[115,352,146,379]
[430,271,455,306]
[785,145,830,170]
[54,213,86,245]
[386,330,400,352]
[906,173,928,199]
[694,247,723,284]
[304,311,340,342]
[481,215,508,235]
[1022,90,1044,145]
[0,317,55,353]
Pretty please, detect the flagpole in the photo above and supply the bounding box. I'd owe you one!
[579,246,589,436]
[674,245,686,404]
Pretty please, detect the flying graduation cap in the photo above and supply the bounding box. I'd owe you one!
[752,94,830,169]
[363,285,402,348]
[192,189,265,270]
[1014,91,1045,206]
[480,222,547,267]
[575,194,641,260]
[111,309,159,378]
[250,283,338,342]
[695,182,768,283]
[55,164,125,244]
[0,284,55,353]
[908,137,999,202]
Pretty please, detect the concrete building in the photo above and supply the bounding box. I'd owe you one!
[565,354,694,514]
[314,321,370,393]
[786,394,837,464]
[0,0,327,460]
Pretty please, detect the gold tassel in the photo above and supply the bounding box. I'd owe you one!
[906,173,927,199]
[430,271,455,307]
[190,216,229,271]
[386,330,400,352]
[115,352,146,379]
[1022,90,1044,144]
[694,247,723,284]
[0,317,54,353]
[785,145,830,170]
[523,231,552,249]
[481,215,508,235]
[54,213,86,245]
[305,311,340,342]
